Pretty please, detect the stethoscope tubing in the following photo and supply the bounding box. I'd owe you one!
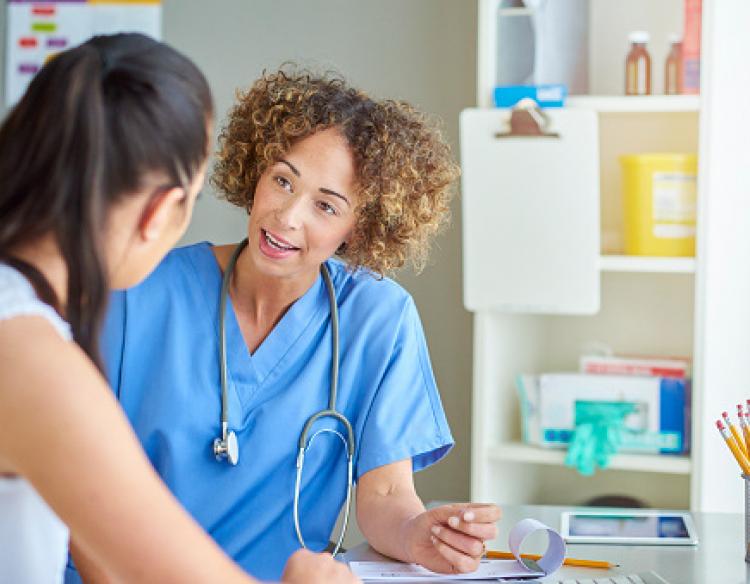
[214,238,355,556]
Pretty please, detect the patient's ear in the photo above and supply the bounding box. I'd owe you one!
[138,187,186,242]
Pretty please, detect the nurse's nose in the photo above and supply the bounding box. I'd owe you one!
[274,193,306,230]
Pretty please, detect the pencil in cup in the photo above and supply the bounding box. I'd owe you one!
[723,411,747,457]
[739,404,750,455]
[485,550,618,569]
[716,419,750,475]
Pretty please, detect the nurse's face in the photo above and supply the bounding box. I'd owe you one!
[247,128,358,282]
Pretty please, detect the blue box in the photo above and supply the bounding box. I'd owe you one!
[493,84,567,108]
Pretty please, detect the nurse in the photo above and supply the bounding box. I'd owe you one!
[68,68,500,582]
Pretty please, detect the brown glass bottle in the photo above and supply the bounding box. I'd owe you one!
[664,34,683,95]
[625,31,651,95]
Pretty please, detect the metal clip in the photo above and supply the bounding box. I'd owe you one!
[494,97,560,139]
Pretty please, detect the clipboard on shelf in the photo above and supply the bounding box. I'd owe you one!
[460,101,600,314]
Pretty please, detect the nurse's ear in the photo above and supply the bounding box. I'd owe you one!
[138,186,188,242]
[336,228,354,256]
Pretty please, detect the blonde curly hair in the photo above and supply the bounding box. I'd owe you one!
[212,68,460,275]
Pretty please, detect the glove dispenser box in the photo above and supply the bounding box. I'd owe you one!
[517,373,690,454]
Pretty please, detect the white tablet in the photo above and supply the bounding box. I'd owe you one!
[560,510,698,545]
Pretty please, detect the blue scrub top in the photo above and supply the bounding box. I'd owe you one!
[65,242,453,582]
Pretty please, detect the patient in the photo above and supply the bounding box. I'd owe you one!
[0,34,357,584]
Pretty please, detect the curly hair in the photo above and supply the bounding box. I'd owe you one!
[212,67,460,275]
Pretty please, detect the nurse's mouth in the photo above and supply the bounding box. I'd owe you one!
[260,229,300,258]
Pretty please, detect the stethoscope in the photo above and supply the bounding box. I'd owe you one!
[212,238,355,556]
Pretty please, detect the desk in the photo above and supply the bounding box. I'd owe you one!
[343,504,749,583]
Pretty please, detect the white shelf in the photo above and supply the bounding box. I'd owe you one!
[488,442,692,475]
[567,95,701,113]
[599,255,696,274]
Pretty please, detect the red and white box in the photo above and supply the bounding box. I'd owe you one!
[681,0,702,94]
[580,354,691,379]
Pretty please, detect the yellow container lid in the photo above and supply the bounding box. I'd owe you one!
[619,153,697,165]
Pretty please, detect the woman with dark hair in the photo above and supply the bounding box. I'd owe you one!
[0,37,357,584]
[73,68,501,582]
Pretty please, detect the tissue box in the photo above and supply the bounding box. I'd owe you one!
[517,373,690,454]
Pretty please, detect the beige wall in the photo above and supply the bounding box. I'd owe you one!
[1,0,477,509]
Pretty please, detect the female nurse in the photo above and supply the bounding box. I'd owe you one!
[68,68,501,582]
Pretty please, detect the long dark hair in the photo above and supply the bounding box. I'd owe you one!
[0,33,213,367]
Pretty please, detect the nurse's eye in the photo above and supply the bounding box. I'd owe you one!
[274,176,292,192]
[317,201,338,216]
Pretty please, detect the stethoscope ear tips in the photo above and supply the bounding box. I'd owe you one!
[213,430,239,465]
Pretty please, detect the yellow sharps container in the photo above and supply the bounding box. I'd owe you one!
[619,153,698,257]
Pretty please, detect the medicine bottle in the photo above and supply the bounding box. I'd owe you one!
[664,34,682,95]
[625,31,651,95]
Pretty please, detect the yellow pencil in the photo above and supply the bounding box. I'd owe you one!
[485,550,618,569]
[716,419,750,475]
[738,404,750,454]
[723,411,747,456]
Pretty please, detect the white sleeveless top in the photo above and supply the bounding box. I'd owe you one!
[0,265,71,584]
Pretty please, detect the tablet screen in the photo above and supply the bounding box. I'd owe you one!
[567,514,691,539]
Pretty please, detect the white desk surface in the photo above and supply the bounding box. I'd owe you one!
[343,504,748,584]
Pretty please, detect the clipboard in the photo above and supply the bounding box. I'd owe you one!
[460,101,600,314]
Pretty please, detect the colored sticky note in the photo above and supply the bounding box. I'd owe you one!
[32,6,56,16]
[31,22,57,33]
[18,37,38,48]
[18,63,40,74]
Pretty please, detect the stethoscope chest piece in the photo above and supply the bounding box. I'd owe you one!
[214,428,239,465]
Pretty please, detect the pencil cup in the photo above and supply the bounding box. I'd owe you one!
[745,475,750,562]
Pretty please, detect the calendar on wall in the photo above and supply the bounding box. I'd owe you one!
[5,0,162,107]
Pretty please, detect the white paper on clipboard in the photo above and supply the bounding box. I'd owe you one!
[349,518,565,581]
[460,106,600,315]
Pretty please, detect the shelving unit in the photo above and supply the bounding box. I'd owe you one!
[466,0,750,513]
[566,95,700,113]
[599,255,696,274]
[488,442,692,475]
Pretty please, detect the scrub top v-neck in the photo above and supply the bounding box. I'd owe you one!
[65,241,453,582]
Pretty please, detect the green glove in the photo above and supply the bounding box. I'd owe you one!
[564,401,636,476]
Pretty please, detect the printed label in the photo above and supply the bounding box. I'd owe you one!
[654,225,696,239]
[638,59,647,94]
[652,171,697,239]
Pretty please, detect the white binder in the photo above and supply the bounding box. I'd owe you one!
[460,105,600,314]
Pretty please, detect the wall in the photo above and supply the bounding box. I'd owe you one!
[1,0,477,513]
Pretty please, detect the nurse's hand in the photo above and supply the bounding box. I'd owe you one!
[406,502,501,574]
[281,549,361,584]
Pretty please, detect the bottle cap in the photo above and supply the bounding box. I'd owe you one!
[628,31,650,44]
[668,33,682,44]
